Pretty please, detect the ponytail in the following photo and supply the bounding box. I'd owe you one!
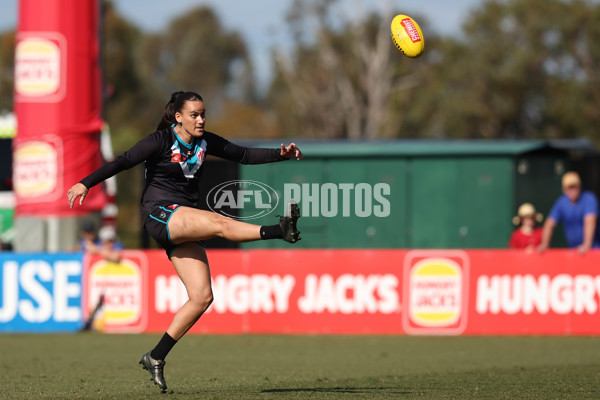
[156,91,204,131]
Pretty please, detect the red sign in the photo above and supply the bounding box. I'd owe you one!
[145,249,403,334]
[12,136,62,203]
[83,252,149,333]
[466,250,600,335]
[401,18,422,43]
[14,32,66,102]
[82,249,600,335]
[402,250,469,335]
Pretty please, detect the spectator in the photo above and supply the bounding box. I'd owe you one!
[77,223,123,262]
[538,171,600,254]
[509,203,543,251]
[77,221,98,252]
[93,225,124,262]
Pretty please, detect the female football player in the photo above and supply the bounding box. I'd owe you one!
[67,91,302,392]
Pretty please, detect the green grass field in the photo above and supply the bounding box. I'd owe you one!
[1,334,599,399]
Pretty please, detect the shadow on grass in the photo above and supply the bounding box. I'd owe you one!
[262,387,411,395]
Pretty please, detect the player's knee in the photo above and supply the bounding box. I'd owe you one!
[189,288,213,312]
[212,214,234,238]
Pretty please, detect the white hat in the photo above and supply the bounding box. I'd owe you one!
[98,225,118,242]
[512,203,543,225]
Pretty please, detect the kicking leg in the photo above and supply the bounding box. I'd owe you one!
[168,207,261,243]
[168,204,301,244]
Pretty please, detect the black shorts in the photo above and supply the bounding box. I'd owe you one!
[144,203,181,257]
[143,202,207,259]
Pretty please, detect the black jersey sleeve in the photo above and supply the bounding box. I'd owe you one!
[204,132,287,165]
[80,131,165,189]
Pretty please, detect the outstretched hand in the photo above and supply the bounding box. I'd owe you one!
[280,142,303,160]
[67,183,89,208]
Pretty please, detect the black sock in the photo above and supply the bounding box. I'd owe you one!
[151,332,177,360]
[260,224,283,240]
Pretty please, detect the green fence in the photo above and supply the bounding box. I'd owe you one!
[238,140,569,249]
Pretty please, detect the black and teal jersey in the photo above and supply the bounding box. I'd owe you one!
[80,126,285,214]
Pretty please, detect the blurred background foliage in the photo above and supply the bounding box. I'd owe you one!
[0,0,599,246]
[0,0,598,144]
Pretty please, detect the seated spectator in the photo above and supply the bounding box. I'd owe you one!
[509,203,543,251]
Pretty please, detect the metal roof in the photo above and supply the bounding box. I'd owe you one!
[236,139,595,158]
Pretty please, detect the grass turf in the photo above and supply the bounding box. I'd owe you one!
[0,334,599,399]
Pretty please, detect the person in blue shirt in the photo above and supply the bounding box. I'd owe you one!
[94,225,125,262]
[78,223,124,262]
[538,171,600,254]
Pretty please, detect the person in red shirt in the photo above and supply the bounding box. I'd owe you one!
[509,203,543,251]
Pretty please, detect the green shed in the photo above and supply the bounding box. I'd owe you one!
[232,139,572,249]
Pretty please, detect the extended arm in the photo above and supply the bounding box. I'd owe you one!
[206,132,302,164]
[578,214,597,254]
[67,132,163,208]
[538,217,556,253]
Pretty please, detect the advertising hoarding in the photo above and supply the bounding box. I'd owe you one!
[0,253,83,332]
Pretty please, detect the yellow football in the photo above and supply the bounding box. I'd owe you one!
[390,14,425,58]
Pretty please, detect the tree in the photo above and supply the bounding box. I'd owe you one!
[0,30,15,111]
[101,0,153,149]
[268,0,431,139]
[268,0,600,141]
[413,0,600,140]
[137,6,255,112]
